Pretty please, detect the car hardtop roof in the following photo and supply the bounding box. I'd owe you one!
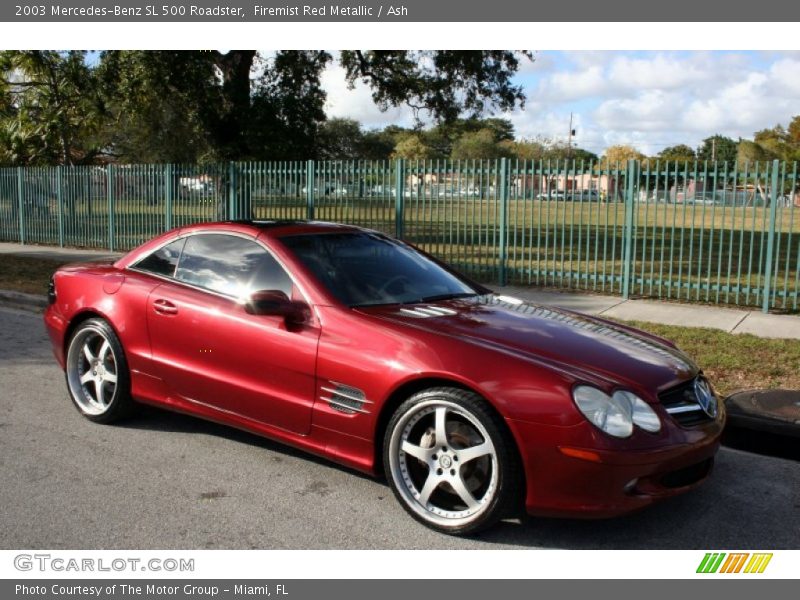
[180,219,370,237]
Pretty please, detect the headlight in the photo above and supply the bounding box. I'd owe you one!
[573,386,633,438]
[573,386,661,438]
[614,390,661,433]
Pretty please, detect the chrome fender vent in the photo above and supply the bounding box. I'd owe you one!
[398,306,458,318]
[321,382,372,415]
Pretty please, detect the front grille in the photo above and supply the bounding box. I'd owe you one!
[659,378,714,427]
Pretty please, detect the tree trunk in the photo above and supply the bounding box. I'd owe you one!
[211,51,257,161]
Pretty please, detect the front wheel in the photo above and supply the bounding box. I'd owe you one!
[65,318,135,423]
[384,387,521,535]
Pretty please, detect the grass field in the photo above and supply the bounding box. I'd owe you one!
[0,254,68,295]
[622,320,800,397]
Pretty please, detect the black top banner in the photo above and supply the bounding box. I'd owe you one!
[3,0,800,22]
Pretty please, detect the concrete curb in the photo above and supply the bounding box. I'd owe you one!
[0,289,47,313]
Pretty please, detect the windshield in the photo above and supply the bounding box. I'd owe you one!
[280,232,480,307]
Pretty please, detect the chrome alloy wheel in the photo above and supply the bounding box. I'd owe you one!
[388,399,498,528]
[66,326,119,416]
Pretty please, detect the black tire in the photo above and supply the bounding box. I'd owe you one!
[64,317,136,424]
[383,386,522,535]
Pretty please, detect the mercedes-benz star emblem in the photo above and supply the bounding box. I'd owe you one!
[694,378,718,418]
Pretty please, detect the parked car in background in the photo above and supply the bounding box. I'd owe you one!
[536,191,567,200]
[179,177,215,194]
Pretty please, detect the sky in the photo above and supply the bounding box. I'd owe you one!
[321,50,800,156]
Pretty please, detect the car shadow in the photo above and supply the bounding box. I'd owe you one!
[722,427,800,463]
[115,404,377,484]
[114,405,799,550]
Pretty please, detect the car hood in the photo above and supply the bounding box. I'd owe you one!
[357,294,697,395]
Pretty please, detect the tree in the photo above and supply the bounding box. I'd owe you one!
[542,141,598,163]
[98,50,330,163]
[241,51,330,161]
[339,51,533,123]
[753,124,793,161]
[501,137,597,163]
[507,138,547,161]
[788,115,800,145]
[450,128,514,160]
[1,51,102,165]
[315,120,403,161]
[697,135,737,163]
[416,117,515,158]
[599,144,646,166]
[360,128,399,161]
[96,51,216,163]
[316,118,364,160]
[737,139,778,165]
[2,50,534,165]
[391,134,435,160]
[658,144,696,163]
[95,50,532,164]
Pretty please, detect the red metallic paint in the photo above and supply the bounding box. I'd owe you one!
[145,280,320,434]
[44,221,725,518]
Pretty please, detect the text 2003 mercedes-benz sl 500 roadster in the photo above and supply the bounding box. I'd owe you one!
[44,220,724,534]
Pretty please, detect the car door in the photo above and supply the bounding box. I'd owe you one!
[143,233,319,435]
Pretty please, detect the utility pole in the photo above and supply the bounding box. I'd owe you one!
[711,137,716,162]
[567,112,575,158]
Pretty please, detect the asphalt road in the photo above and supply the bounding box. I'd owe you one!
[1,305,798,549]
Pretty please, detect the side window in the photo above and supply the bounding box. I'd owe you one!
[134,238,185,277]
[248,251,293,297]
[175,234,292,299]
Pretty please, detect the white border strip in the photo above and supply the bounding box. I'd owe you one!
[1,22,799,50]
[0,550,796,579]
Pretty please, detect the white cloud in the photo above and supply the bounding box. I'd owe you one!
[518,51,555,74]
[594,90,686,132]
[321,62,416,129]
[767,58,800,96]
[319,51,800,155]
[535,65,608,101]
[607,54,708,91]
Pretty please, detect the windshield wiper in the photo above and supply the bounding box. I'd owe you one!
[407,292,478,304]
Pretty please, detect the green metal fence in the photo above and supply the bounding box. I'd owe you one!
[1,159,799,313]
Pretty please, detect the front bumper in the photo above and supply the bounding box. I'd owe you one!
[508,405,725,518]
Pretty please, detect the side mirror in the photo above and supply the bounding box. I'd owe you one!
[245,290,308,325]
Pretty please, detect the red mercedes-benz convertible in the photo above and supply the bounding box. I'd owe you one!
[44,220,724,534]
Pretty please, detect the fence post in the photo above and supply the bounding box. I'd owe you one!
[107,165,115,252]
[498,157,509,287]
[306,160,315,220]
[16,166,24,245]
[56,166,64,247]
[228,161,237,220]
[621,160,637,299]
[761,159,780,313]
[164,164,173,230]
[395,159,405,239]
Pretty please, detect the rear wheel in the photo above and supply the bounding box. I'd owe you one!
[65,318,135,423]
[384,387,521,535]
